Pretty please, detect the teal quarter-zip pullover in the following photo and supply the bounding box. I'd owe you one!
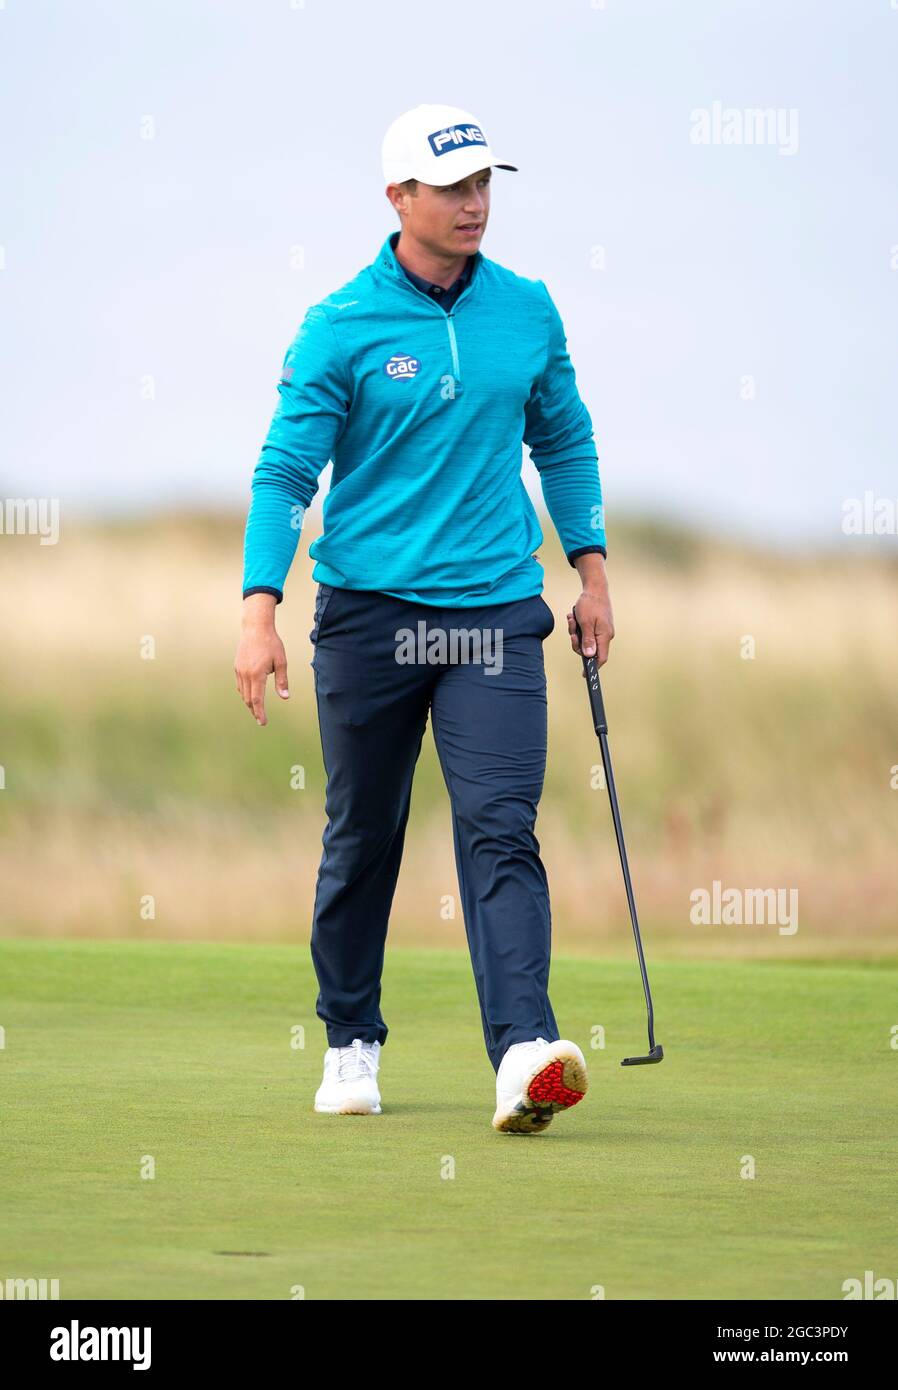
[242,230,606,606]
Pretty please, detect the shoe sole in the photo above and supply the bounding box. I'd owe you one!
[314,1101,382,1115]
[492,1046,588,1135]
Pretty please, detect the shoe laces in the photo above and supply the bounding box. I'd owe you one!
[335,1039,377,1083]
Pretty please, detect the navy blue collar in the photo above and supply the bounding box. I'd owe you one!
[385,231,476,304]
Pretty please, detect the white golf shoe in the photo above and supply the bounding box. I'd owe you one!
[492,1037,588,1134]
[314,1038,382,1115]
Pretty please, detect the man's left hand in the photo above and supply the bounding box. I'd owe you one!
[566,554,614,666]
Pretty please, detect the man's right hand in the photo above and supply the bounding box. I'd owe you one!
[235,594,289,726]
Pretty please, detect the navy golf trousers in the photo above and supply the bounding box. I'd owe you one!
[308,583,561,1072]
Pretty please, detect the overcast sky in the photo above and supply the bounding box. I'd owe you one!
[1,0,895,548]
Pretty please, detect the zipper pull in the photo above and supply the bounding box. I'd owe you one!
[445,312,463,398]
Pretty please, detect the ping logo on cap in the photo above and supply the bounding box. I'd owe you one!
[384,353,421,379]
[428,123,487,157]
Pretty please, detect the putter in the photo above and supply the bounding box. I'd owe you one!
[575,619,664,1066]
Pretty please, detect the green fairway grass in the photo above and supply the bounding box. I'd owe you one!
[1,939,895,1300]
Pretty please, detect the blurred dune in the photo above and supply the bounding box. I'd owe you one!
[2,511,896,958]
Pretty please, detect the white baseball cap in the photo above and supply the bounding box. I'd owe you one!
[382,104,518,187]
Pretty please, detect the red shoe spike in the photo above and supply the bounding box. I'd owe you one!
[527,1060,586,1109]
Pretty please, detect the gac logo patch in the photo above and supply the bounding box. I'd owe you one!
[428,123,487,157]
[383,353,421,380]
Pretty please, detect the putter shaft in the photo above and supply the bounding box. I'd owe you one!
[576,623,663,1066]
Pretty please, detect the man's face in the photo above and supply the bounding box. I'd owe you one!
[395,167,491,255]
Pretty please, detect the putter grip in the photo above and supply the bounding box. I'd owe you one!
[575,619,608,734]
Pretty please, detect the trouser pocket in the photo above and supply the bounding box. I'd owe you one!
[535,594,555,638]
[310,584,337,645]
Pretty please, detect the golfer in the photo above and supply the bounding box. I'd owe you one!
[235,104,614,1134]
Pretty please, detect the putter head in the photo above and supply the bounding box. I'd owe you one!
[621,1044,664,1066]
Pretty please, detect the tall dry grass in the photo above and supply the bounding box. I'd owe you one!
[1,511,895,958]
